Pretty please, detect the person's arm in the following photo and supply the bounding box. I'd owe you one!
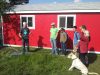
[56,31,58,39]
[77,32,80,42]
[28,28,31,34]
[19,29,22,38]
[64,32,67,42]
[56,28,59,39]
[80,32,88,42]
[19,33,22,38]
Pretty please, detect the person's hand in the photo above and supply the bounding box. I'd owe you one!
[74,45,78,50]
[19,35,22,38]
[73,46,78,53]
[73,49,77,53]
[19,33,22,38]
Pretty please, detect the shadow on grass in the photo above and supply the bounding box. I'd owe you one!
[29,48,43,52]
[0,46,6,50]
[88,53,97,64]
[87,47,97,66]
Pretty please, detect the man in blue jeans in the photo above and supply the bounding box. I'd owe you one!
[19,22,30,54]
[73,26,80,52]
[50,22,58,55]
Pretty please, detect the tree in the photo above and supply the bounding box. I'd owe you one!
[0,0,29,15]
[10,0,29,5]
[0,0,14,15]
[0,0,14,46]
[0,0,29,46]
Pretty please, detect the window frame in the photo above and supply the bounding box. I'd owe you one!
[57,14,76,30]
[20,15,35,29]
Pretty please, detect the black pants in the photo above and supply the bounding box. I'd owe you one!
[79,53,88,66]
[22,39,29,54]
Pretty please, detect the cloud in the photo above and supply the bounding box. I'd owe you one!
[74,0,81,2]
[53,1,57,4]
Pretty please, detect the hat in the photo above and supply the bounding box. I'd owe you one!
[51,22,55,26]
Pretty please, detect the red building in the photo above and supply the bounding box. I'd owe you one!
[2,2,100,54]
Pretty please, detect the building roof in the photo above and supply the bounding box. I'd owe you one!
[9,2,100,14]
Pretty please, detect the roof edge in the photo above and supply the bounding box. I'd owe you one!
[6,10,100,14]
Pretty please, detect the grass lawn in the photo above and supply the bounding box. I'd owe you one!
[0,47,100,75]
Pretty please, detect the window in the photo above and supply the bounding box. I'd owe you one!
[58,15,76,30]
[20,15,35,29]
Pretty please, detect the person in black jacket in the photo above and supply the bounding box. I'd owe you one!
[19,22,30,54]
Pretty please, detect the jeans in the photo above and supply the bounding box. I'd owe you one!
[22,39,29,54]
[61,42,66,54]
[50,38,58,55]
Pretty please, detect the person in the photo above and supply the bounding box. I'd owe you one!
[79,25,90,66]
[73,26,80,52]
[19,22,30,54]
[50,22,58,55]
[60,28,67,55]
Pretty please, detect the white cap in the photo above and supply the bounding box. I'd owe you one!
[51,22,55,25]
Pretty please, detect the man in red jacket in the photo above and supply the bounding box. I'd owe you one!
[79,25,90,66]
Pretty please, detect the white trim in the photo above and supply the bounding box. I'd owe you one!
[3,44,100,54]
[6,10,100,14]
[3,44,22,47]
[20,15,35,29]
[88,51,100,54]
[57,14,76,30]
[1,16,4,45]
[3,44,51,49]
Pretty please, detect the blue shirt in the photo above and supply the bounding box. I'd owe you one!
[73,31,80,45]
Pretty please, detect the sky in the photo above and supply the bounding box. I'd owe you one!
[29,0,100,4]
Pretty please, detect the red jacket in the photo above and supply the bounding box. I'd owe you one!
[79,32,89,53]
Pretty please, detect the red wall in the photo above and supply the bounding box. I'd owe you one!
[2,13,100,52]
[30,14,58,47]
[76,13,100,52]
[3,14,21,45]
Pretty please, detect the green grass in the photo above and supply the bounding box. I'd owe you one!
[0,47,100,75]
